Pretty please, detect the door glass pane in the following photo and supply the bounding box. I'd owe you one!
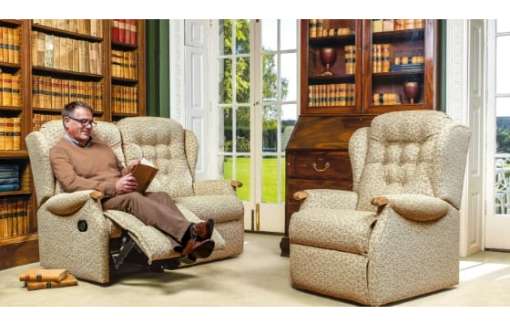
[263,54,278,100]
[262,20,277,51]
[281,19,297,50]
[235,20,250,54]
[281,103,297,153]
[235,156,250,201]
[495,98,510,214]
[281,53,297,101]
[497,36,510,94]
[222,155,233,181]
[262,155,278,203]
[220,106,232,153]
[236,57,250,103]
[219,20,232,55]
[263,103,278,152]
[236,105,250,153]
[219,58,232,104]
[497,20,510,33]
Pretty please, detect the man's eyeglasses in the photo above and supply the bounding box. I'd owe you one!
[66,115,97,127]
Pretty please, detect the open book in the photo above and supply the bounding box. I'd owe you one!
[131,158,158,193]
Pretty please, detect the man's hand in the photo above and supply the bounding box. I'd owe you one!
[115,174,138,194]
[127,159,141,174]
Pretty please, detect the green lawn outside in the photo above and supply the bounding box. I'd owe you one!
[223,156,285,203]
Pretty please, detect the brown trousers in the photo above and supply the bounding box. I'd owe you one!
[102,191,191,243]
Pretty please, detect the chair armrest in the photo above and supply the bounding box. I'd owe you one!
[193,180,240,196]
[294,189,358,210]
[371,194,449,222]
[44,190,103,216]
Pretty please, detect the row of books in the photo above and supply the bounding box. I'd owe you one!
[0,164,20,192]
[309,20,353,39]
[112,20,138,46]
[372,92,401,106]
[32,31,103,75]
[33,19,104,38]
[32,113,61,131]
[0,71,22,107]
[0,117,21,150]
[112,50,137,79]
[344,45,356,74]
[20,269,78,291]
[32,76,103,111]
[372,44,392,73]
[112,85,138,114]
[372,19,424,33]
[0,27,20,64]
[0,197,31,240]
[308,83,355,107]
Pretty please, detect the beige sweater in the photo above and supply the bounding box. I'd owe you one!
[49,138,126,198]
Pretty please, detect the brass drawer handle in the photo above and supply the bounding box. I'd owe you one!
[312,161,330,173]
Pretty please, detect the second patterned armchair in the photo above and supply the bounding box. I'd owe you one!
[288,110,470,306]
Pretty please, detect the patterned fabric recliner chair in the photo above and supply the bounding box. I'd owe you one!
[26,117,244,284]
[289,110,470,306]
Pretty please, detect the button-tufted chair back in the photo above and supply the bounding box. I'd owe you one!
[116,117,194,198]
[352,110,471,212]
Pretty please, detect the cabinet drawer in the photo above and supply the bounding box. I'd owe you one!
[287,151,352,180]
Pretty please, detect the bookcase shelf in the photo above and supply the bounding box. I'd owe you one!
[372,28,424,43]
[0,150,28,158]
[32,23,103,42]
[0,106,22,112]
[112,76,138,84]
[0,62,21,70]
[0,190,31,197]
[372,70,425,79]
[112,112,139,117]
[112,40,138,50]
[0,19,22,27]
[309,74,355,84]
[309,34,355,47]
[0,19,146,271]
[32,107,104,116]
[32,65,104,80]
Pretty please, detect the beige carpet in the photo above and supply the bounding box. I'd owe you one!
[1,233,510,306]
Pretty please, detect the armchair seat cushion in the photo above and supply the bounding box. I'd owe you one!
[174,195,244,223]
[290,208,377,255]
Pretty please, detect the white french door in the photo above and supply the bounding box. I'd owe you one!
[486,19,510,249]
[217,19,298,233]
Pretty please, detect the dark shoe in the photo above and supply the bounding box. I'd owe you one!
[182,238,215,259]
[191,219,215,241]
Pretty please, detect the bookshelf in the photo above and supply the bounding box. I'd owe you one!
[0,19,146,270]
[281,19,440,256]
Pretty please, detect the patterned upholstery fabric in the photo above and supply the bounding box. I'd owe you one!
[290,208,377,255]
[377,194,450,222]
[104,204,226,264]
[116,117,194,198]
[300,189,358,210]
[26,117,244,284]
[289,110,470,306]
[356,111,469,212]
[174,195,244,223]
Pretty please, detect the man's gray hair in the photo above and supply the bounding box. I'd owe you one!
[62,101,93,118]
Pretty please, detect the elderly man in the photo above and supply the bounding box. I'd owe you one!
[49,101,214,262]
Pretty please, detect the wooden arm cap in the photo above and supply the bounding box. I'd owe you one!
[371,196,389,207]
[90,191,104,200]
[231,180,243,189]
[293,191,308,201]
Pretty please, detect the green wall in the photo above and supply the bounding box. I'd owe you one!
[145,19,170,117]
